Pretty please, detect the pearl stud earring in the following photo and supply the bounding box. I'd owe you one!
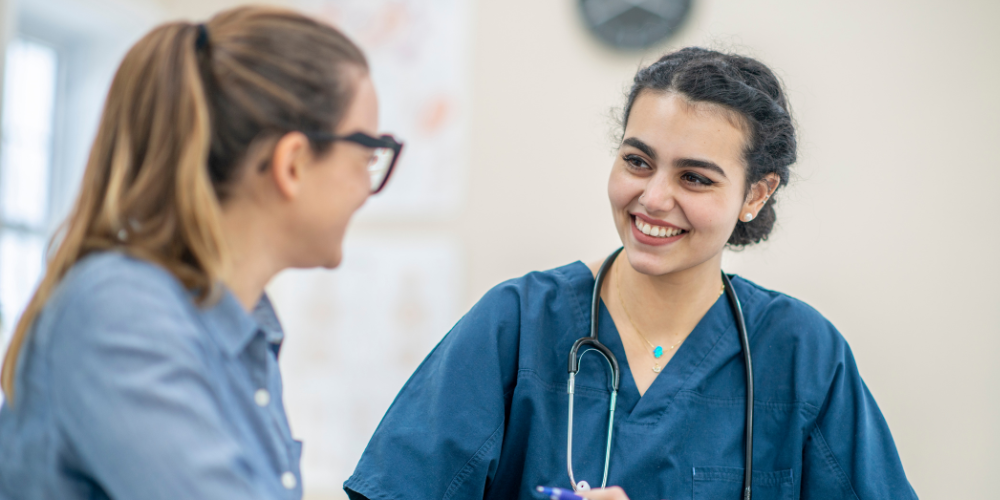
[743,212,754,222]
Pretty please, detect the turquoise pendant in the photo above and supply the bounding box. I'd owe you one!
[653,346,663,358]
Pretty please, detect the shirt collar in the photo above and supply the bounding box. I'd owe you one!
[201,289,284,357]
[253,293,285,345]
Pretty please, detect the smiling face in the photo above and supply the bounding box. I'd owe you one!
[281,74,380,269]
[609,91,751,277]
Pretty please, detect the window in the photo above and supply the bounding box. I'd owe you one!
[0,38,59,349]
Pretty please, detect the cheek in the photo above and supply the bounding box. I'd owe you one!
[682,193,738,237]
[332,158,370,204]
[607,166,641,210]
[310,161,368,227]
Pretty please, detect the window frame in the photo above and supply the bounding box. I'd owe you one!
[0,34,64,344]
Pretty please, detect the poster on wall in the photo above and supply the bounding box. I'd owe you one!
[269,237,462,493]
[303,0,473,218]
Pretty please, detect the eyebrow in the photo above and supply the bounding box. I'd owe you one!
[621,136,728,179]
[622,137,657,160]
[676,158,727,178]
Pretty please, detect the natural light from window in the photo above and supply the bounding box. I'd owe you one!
[0,38,58,353]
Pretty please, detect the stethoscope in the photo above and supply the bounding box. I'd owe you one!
[566,247,755,500]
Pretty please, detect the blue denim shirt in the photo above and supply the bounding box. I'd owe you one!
[0,252,302,499]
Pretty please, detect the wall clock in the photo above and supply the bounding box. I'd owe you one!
[578,0,693,50]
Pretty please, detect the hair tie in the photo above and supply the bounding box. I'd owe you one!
[195,23,210,51]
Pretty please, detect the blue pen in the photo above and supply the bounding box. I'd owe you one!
[536,486,585,500]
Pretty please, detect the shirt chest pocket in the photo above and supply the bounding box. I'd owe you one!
[692,466,794,500]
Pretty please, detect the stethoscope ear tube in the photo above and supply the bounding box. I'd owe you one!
[722,271,754,500]
[589,248,623,341]
[568,246,623,390]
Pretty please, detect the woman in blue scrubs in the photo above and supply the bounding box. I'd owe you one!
[345,48,916,500]
[0,7,401,498]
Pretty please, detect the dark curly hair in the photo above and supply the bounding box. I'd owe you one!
[622,47,797,246]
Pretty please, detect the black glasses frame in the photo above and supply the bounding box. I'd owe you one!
[304,131,404,194]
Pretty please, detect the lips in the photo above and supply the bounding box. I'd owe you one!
[632,214,687,239]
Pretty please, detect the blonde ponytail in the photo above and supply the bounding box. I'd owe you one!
[2,7,367,400]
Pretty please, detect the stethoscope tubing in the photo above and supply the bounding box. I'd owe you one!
[567,247,623,490]
[722,272,754,500]
[566,247,755,499]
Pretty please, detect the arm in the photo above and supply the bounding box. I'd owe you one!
[801,343,917,500]
[48,271,276,499]
[344,285,521,500]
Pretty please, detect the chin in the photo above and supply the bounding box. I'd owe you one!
[318,233,345,269]
[624,249,684,276]
[323,252,343,269]
[619,238,703,278]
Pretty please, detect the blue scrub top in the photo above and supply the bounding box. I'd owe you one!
[345,261,916,500]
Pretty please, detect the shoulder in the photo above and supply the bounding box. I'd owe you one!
[51,251,191,307]
[38,251,204,361]
[446,261,592,356]
[730,276,858,403]
[425,262,593,394]
[49,251,195,323]
[470,261,593,323]
[732,275,844,349]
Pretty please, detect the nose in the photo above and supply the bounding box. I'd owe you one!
[638,171,677,214]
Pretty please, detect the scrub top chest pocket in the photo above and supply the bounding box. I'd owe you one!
[693,467,793,500]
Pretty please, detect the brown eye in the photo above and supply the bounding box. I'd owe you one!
[682,172,714,186]
[622,154,651,171]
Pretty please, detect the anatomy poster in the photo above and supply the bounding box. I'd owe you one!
[304,0,473,217]
[269,237,462,494]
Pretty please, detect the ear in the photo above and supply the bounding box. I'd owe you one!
[269,132,312,200]
[741,173,780,219]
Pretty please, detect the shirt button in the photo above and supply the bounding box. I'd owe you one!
[281,471,297,490]
[254,389,270,407]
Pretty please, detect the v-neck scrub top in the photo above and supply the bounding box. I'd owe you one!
[345,261,916,500]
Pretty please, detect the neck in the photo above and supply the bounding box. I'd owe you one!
[219,202,285,312]
[615,251,724,343]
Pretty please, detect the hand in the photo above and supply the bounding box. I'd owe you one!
[578,486,630,500]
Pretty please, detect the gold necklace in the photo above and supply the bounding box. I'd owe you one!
[614,258,725,373]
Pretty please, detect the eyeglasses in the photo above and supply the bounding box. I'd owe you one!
[304,131,404,194]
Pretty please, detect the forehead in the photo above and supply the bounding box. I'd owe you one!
[624,92,748,171]
[336,73,379,134]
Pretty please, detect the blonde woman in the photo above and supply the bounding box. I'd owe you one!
[0,7,401,499]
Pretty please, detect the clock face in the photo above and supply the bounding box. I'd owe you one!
[579,0,693,50]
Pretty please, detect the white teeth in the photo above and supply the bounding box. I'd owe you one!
[634,217,683,239]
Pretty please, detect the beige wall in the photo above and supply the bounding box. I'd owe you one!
[13,0,999,498]
[465,2,1000,499]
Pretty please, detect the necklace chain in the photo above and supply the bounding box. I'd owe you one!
[614,256,725,373]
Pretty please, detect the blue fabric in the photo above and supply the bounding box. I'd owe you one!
[345,261,916,500]
[0,252,302,499]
